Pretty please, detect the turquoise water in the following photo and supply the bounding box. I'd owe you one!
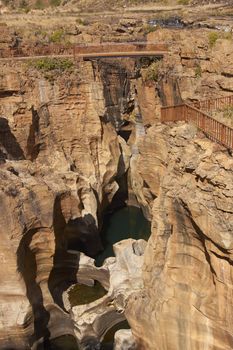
[96,206,151,266]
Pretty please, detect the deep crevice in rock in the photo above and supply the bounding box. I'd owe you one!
[17,228,51,347]
[26,107,40,161]
[0,117,25,160]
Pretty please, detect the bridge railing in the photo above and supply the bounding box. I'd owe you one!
[160,104,186,122]
[0,44,74,58]
[161,103,233,149]
[0,42,168,59]
[73,42,168,56]
[190,95,233,112]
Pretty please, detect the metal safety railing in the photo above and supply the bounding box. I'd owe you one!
[161,103,233,149]
[0,42,168,59]
[190,95,233,112]
[0,44,74,58]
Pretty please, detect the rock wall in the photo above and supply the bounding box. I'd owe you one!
[1,23,233,349]
[0,57,137,348]
[148,27,233,102]
[126,122,233,349]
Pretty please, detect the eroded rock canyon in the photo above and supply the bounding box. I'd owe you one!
[0,1,233,349]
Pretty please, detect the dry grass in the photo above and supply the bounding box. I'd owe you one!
[211,106,233,128]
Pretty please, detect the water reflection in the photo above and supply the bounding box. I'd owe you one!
[68,281,107,307]
[37,335,79,350]
[96,206,151,266]
[40,206,150,349]
[101,320,130,350]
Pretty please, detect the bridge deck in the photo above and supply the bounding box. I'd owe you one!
[80,51,167,59]
[0,42,168,60]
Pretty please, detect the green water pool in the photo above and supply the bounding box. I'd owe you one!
[68,281,107,307]
[45,206,150,349]
[96,205,151,266]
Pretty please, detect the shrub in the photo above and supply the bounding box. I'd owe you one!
[75,17,88,26]
[30,57,73,72]
[195,64,202,78]
[49,0,61,7]
[178,0,189,4]
[145,61,161,82]
[208,32,219,48]
[143,24,157,34]
[49,29,65,43]
[34,0,45,9]
[19,0,28,8]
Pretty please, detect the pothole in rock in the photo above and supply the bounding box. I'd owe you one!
[37,335,79,350]
[62,206,151,349]
[101,320,130,350]
[68,281,107,307]
[95,205,151,267]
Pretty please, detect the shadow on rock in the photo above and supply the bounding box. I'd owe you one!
[0,117,25,160]
[17,229,51,348]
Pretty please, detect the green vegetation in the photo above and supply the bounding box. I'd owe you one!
[177,0,189,4]
[49,0,61,6]
[143,24,157,34]
[75,17,88,26]
[208,32,219,48]
[212,106,233,127]
[68,282,106,307]
[195,64,202,78]
[222,106,233,120]
[49,29,65,43]
[19,0,30,12]
[145,61,161,82]
[29,57,74,83]
[19,0,28,8]
[34,0,45,9]
[35,29,48,40]
[30,57,73,72]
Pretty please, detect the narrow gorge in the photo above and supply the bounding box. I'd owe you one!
[0,3,233,349]
[0,53,159,349]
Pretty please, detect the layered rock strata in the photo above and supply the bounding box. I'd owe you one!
[66,239,146,349]
[0,57,136,348]
[1,22,233,349]
[126,122,233,350]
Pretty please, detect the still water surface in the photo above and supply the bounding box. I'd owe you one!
[46,206,151,349]
[96,206,151,266]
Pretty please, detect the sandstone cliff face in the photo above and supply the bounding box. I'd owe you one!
[0,57,137,348]
[126,122,233,349]
[148,27,233,103]
[1,22,233,349]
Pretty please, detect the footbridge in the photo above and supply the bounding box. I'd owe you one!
[74,42,168,59]
[0,42,168,60]
[161,95,233,150]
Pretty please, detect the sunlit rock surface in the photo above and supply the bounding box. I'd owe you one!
[126,122,233,350]
[0,57,133,348]
[114,329,137,350]
[1,12,233,348]
[69,239,146,346]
